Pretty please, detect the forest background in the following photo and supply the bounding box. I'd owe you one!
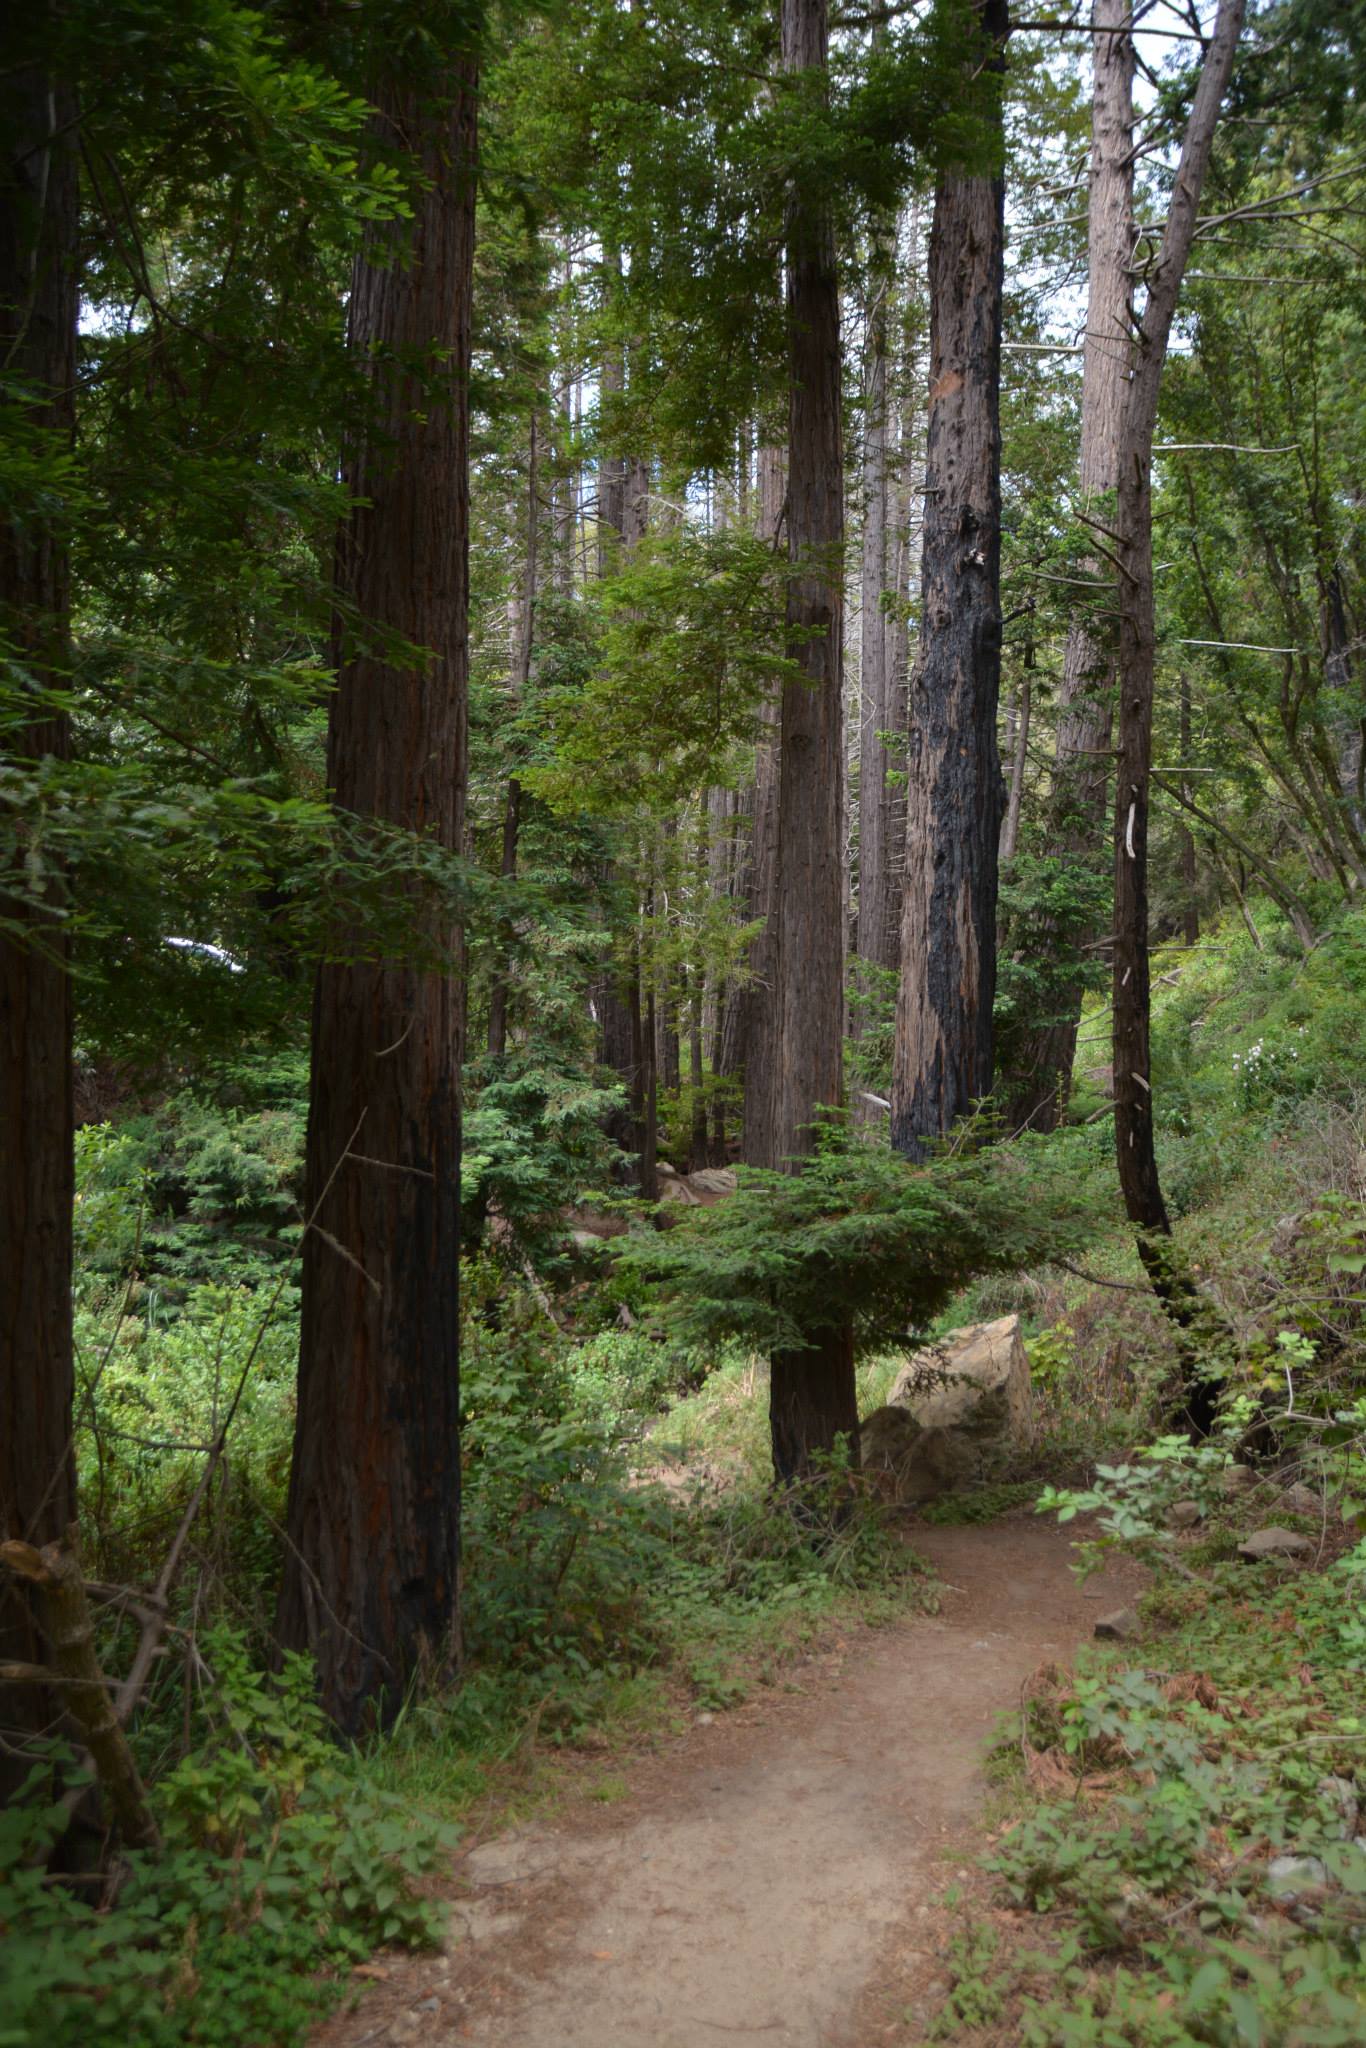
[2,0,1366,2042]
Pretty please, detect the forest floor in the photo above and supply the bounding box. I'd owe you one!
[314,1516,1140,2048]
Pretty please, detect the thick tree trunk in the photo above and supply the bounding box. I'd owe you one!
[1000,0,1131,1134]
[0,54,79,1801]
[891,0,1007,1161]
[277,62,476,1733]
[1111,0,1244,1433]
[762,0,858,1482]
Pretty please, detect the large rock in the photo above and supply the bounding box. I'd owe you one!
[1238,1525,1312,1561]
[859,1315,1032,1504]
[859,1407,978,1505]
[885,1315,1033,1447]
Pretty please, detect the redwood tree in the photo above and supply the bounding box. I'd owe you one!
[1005,0,1133,1134]
[0,47,79,1797]
[891,0,1008,1161]
[277,48,477,1732]
[759,0,859,1483]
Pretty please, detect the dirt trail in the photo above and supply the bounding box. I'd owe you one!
[319,1518,1138,2048]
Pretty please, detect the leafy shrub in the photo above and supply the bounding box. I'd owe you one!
[461,1047,623,1260]
[0,1632,454,2048]
[75,1281,297,1600]
[615,1118,1105,1359]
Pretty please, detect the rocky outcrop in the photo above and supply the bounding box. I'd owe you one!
[860,1315,1033,1504]
[885,1315,1033,1446]
[656,1162,737,1208]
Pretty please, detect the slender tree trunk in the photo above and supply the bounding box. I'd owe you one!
[1000,665,1031,864]
[488,412,539,1058]
[277,59,476,1733]
[891,0,1007,1161]
[764,0,858,1484]
[1178,669,1199,945]
[856,220,897,978]
[740,441,787,1165]
[0,50,79,1801]
[1111,0,1244,1432]
[1002,0,1132,1133]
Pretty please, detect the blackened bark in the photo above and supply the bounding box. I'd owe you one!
[0,52,79,1799]
[277,62,476,1733]
[764,0,858,1478]
[891,0,1007,1161]
[770,1325,858,1489]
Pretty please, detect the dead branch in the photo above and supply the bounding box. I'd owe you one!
[1,1531,160,1849]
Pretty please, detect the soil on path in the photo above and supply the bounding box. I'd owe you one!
[316,1517,1138,2048]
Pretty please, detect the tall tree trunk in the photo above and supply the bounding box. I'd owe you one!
[1003,0,1133,1132]
[0,49,79,1801]
[488,410,539,1058]
[1111,0,1244,1431]
[856,220,897,979]
[277,58,476,1733]
[764,0,858,1484]
[999,662,1032,865]
[891,0,1007,1161]
[740,441,786,1165]
[1178,669,1199,946]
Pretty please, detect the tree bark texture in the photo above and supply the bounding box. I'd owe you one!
[856,235,898,977]
[277,63,476,1734]
[1006,0,1133,1133]
[0,53,79,1799]
[1,1535,159,1848]
[764,0,859,1480]
[739,442,787,1165]
[891,0,1007,1162]
[999,666,1031,865]
[1111,0,1243,1432]
[487,410,539,1059]
[1112,0,1243,1228]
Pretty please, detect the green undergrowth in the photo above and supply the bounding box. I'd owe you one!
[5,1260,935,2048]
[913,1447,1366,2046]
[0,1637,455,2048]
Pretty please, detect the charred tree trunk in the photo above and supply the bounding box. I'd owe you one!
[891,0,1007,1161]
[277,60,476,1733]
[1111,0,1244,1434]
[763,0,858,1483]
[0,51,79,1801]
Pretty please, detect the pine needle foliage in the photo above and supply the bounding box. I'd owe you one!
[616,1120,1105,1358]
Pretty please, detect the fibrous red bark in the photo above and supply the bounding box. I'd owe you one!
[277,61,476,1733]
[764,0,858,1483]
[891,0,1007,1162]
